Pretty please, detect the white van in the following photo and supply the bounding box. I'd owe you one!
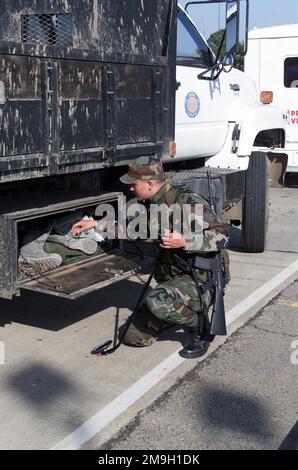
[245,24,298,172]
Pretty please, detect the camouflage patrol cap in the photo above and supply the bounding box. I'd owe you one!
[119,156,165,184]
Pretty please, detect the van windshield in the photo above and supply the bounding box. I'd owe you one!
[177,9,214,68]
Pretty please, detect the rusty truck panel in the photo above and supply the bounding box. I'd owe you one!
[0,0,176,182]
[0,1,177,299]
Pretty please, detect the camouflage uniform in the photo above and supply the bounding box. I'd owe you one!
[120,157,229,347]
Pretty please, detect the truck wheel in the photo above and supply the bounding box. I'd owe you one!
[241,151,269,253]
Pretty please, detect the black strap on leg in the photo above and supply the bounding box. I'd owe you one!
[173,252,227,336]
[172,252,209,336]
[187,261,211,336]
[197,310,206,338]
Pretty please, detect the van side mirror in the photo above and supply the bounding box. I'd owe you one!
[225,1,239,53]
[225,0,248,56]
[185,0,248,58]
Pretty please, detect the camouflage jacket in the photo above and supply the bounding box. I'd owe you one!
[147,181,229,283]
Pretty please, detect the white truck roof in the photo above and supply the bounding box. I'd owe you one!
[248,24,298,39]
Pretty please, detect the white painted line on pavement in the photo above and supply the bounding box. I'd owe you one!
[226,258,298,326]
[51,352,185,450]
[51,258,298,450]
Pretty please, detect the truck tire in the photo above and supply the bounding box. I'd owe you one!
[241,151,269,253]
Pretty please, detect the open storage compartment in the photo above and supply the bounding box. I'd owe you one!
[21,251,142,299]
[0,190,142,299]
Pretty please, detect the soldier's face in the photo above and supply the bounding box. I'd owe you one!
[130,180,152,200]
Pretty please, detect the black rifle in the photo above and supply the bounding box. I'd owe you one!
[173,251,228,336]
[192,254,228,336]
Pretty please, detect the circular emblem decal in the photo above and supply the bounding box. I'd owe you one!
[185,92,200,118]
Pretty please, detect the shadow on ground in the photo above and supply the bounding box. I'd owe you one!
[0,277,149,331]
[284,172,298,188]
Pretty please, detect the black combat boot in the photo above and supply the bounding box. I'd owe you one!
[179,327,214,359]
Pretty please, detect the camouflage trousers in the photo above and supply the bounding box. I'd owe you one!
[123,274,213,347]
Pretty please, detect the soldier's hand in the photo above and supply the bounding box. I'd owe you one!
[71,219,98,237]
[160,229,186,249]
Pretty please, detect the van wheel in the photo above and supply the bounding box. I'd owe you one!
[241,151,269,253]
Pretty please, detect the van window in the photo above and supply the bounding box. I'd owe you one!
[284,57,298,88]
[177,10,214,68]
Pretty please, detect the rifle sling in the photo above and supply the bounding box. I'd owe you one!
[192,255,219,271]
[173,253,217,295]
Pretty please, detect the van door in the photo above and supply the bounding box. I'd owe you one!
[175,8,230,159]
[260,38,298,155]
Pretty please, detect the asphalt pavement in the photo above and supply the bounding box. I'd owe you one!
[102,280,298,450]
